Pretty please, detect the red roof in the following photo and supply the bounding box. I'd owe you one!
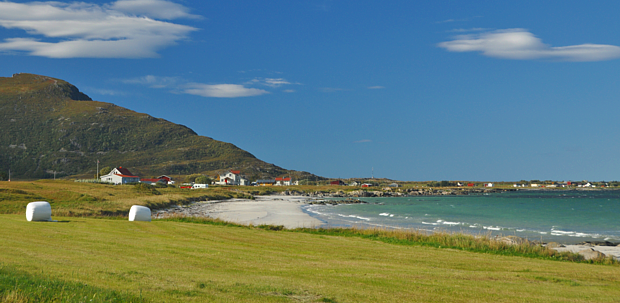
[276,177,291,181]
[230,170,241,175]
[116,167,137,177]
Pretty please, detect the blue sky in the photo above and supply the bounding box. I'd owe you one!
[2,0,620,181]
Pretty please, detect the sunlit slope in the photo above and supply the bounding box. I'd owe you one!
[0,73,301,180]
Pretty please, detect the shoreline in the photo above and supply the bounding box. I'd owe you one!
[154,194,620,260]
[154,195,325,229]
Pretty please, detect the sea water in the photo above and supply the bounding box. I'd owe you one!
[303,190,620,244]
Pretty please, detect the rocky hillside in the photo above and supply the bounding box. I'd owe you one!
[0,73,313,180]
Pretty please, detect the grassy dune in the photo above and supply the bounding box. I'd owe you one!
[2,215,620,302]
[0,180,253,217]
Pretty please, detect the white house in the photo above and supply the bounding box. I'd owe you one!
[275,177,292,186]
[216,170,249,186]
[100,167,140,185]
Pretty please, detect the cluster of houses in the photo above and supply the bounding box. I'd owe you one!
[100,167,386,188]
[99,167,174,185]
[99,168,301,187]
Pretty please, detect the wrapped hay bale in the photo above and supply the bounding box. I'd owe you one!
[26,201,53,222]
[129,205,151,222]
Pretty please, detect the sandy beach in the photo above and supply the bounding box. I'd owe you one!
[154,195,620,260]
[154,195,324,229]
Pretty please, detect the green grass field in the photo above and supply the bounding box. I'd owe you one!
[2,180,620,302]
[2,214,620,302]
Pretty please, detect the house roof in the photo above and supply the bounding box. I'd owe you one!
[116,167,137,177]
[230,170,241,175]
[257,179,276,183]
[275,177,291,181]
[115,174,139,178]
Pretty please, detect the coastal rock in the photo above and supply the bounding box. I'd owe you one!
[578,248,606,260]
[499,236,533,246]
[546,242,564,248]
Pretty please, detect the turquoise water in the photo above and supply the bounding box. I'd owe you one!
[303,190,620,244]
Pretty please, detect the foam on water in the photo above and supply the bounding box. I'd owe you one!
[309,191,620,244]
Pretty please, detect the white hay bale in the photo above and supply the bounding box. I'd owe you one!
[129,205,151,222]
[26,201,52,222]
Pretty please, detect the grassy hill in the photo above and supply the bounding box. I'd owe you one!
[2,214,620,302]
[0,73,314,181]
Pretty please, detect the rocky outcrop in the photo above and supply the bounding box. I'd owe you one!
[499,236,534,246]
[274,187,515,198]
[578,248,606,260]
[307,198,367,205]
[546,242,565,248]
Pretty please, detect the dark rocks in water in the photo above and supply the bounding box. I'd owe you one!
[307,198,367,206]
[577,241,619,247]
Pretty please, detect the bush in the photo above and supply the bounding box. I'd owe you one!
[134,183,161,195]
[195,175,212,184]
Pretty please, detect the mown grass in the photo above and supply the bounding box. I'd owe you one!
[161,216,619,265]
[0,264,147,303]
[2,214,620,302]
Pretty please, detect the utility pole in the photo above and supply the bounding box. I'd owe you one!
[96,159,99,180]
[8,169,10,182]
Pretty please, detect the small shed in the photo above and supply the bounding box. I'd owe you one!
[129,205,151,222]
[26,201,53,222]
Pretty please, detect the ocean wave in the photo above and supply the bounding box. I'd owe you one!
[550,228,602,238]
[337,214,371,221]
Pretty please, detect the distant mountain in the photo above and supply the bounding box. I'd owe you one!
[0,73,313,181]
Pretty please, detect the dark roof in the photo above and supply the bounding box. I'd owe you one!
[256,179,276,183]
[117,167,137,177]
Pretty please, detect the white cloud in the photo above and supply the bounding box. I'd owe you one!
[283,89,296,93]
[121,75,179,88]
[183,83,270,98]
[0,0,197,58]
[367,86,385,89]
[88,88,126,96]
[247,77,298,88]
[110,0,201,20]
[438,28,620,62]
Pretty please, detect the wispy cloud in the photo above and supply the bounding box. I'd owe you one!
[447,28,490,33]
[87,88,127,96]
[121,75,180,88]
[438,28,620,62]
[367,86,385,89]
[122,74,298,98]
[110,0,201,20]
[283,89,296,93]
[0,0,197,58]
[354,139,372,143]
[182,83,269,98]
[247,77,299,88]
[319,87,347,93]
[436,16,481,24]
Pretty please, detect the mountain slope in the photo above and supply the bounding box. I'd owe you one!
[0,73,309,180]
